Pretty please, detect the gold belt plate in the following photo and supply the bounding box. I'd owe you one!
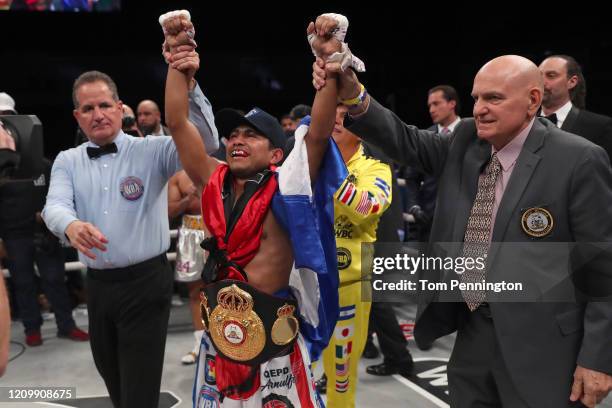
[208,284,265,361]
[271,303,299,346]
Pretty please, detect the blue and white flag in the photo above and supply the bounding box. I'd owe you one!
[271,116,347,362]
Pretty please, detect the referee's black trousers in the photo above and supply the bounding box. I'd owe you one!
[86,254,173,408]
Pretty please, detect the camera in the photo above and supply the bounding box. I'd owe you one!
[122,115,136,129]
[0,115,44,179]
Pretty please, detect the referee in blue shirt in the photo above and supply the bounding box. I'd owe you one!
[43,66,218,407]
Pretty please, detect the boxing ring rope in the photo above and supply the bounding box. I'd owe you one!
[1,229,179,277]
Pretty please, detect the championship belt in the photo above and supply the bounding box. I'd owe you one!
[199,280,299,366]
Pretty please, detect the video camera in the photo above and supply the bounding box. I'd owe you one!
[0,115,45,179]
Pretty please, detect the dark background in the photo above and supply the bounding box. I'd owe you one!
[1,2,611,158]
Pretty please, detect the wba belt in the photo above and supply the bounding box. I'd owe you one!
[200,280,299,366]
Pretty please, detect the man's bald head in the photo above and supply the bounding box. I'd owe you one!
[137,100,160,114]
[478,55,544,92]
[471,55,543,149]
[137,99,162,135]
[123,104,136,117]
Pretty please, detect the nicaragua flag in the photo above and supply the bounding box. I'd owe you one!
[271,116,347,362]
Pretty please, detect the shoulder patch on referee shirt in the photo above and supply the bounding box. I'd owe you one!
[119,176,144,201]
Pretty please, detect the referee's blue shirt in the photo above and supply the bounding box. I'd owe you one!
[42,84,218,269]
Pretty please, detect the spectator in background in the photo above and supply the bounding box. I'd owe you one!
[284,103,313,154]
[427,85,461,134]
[539,55,612,161]
[51,0,92,12]
[10,0,51,10]
[121,104,142,137]
[290,103,312,124]
[137,99,170,136]
[280,113,296,135]
[403,85,461,244]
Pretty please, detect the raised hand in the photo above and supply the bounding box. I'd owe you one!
[307,16,343,63]
[159,10,197,63]
[312,57,361,101]
[170,45,200,81]
[308,13,364,102]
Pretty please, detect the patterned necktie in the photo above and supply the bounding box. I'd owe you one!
[441,127,450,135]
[461,152,502,311]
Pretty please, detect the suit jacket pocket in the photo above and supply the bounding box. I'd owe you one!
[555,307,584,336]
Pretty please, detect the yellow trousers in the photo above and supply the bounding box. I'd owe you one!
[322,281,371,408]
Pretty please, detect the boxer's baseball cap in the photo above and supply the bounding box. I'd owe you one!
[216,107,286,149]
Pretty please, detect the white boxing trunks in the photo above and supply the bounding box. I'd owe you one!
[175,214,207,282]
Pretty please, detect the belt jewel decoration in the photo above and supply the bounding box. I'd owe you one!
[271,303,299,346]
[209,284,265,361]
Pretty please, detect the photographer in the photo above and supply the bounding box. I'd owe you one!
[0,115,88,347]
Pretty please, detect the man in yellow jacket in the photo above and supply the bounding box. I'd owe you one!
[321,104,393,407]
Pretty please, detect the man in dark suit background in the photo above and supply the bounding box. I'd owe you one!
[539,55,612,161]
[403,85,462,244]
[311,51,612,407]
[427,85,462,134]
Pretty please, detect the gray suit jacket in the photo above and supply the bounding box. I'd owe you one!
[347,97,612,407]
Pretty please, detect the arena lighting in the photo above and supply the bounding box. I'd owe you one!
[0,115,44,179]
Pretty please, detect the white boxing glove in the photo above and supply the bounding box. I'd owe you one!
[307,13,365,72]
[159,10,196,63]
[159,10,192,34]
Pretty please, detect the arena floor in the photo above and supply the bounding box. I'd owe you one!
[2,302,611,408]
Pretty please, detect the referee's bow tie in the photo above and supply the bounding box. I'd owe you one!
[87,143,117,159]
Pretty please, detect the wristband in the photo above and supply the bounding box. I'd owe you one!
[341,83,367,106]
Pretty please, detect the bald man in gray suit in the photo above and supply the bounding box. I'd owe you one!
[311,51,612,407]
